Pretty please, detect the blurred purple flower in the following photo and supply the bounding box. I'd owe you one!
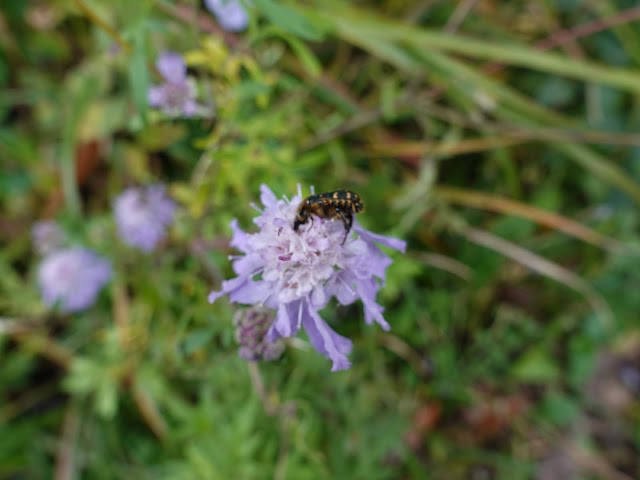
[38,248,112,313]
[31,220,66,255]
[148,52,201,117]
[205,0,249,32]
[113,185,176,252]
[209,185,406,371]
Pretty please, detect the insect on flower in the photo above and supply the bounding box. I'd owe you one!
[293,190,363,245]
[208,184,406,371]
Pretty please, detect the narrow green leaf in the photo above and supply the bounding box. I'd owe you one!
[320,5,640,95]
[283,34,322,77]
[252,0,325,42]
[129,27,149,125]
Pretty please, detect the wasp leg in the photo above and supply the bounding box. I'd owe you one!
[338,211,353,245]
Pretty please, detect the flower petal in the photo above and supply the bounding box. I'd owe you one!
[303,304,353,371]
[229,218,250,252]
[229,279,271,305]
[355,278,390,330]
[209,275,247,304]
[354,223,407,252]
[156,51,187,83]
[204,0,249,32]
[259,184,278,209]
[267,300,303,340]
[147,86,166,107]
[208,289,226,304]
[328,272,359,306]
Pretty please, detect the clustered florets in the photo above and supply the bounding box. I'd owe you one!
[37,248,112,314]
[113,184,177,252]
[233,307,285,362]
[148,52,203,117]
[204,0,249,32]
[34,184,177,314]
[209,185,406,371]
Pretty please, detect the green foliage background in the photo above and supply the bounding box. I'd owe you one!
[2,0,640,478]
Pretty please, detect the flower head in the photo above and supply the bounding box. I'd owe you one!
[209,185,406,371]
[113,184,176,252]
[233,307,285,362]
[205,0,249,32]
[31,220,66,256]
[148,52,203,117]
[38,248,112,313]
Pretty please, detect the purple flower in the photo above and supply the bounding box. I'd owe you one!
[148,52,202,117]
[205,0,249,32]
[31,220,66,255]
[209,185,406,371]
[38,248,112,313]
[113,185,177,252]
[233,307,285,362]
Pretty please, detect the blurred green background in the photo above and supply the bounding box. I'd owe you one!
[2,0,640,478]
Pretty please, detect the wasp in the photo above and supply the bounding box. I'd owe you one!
[293,190,363,244]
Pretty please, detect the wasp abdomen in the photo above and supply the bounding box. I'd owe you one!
[293,190,363,244]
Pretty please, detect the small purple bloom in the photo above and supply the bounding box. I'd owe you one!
[209,185,406,371]
[38,248,112,314]
[113,185,176,252]
[205,0,249,32]
[148,52,202,117]
[233,307,284,362]
[31,220,66,255]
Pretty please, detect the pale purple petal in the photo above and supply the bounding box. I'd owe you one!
[268,301,303,340]
[156,51,187,83]
[208,289,227,304]
[113,185,176,252]
[181,99,199,117]
[148,53,207,117]
[259,183,278,209]
[354,223,407,252]
[147,86,166,107]
[327,272,359,306]
[355,278,389,330]
[232,252,262,276]
[229,218,250,252]
[213,275,250,302]
[38,248,111,313]
[204,0,249,32]
[229,280,271,304]
[303,305,352,372]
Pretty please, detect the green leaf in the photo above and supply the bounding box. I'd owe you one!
[182,328,215,355]
[252,0,325,41]
[129,27,149,125]
[282,34,322,76]
[540,392,579,426]
[96,379,118,418]
[512,347,559,383]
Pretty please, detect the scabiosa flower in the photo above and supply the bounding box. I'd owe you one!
[38,248,112,313]
[209,185,406,371]
[31,220,66,256]
[113,185,176,252]
[233,307,285,362]
[205,0,249,32]
[148,51,202,117]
